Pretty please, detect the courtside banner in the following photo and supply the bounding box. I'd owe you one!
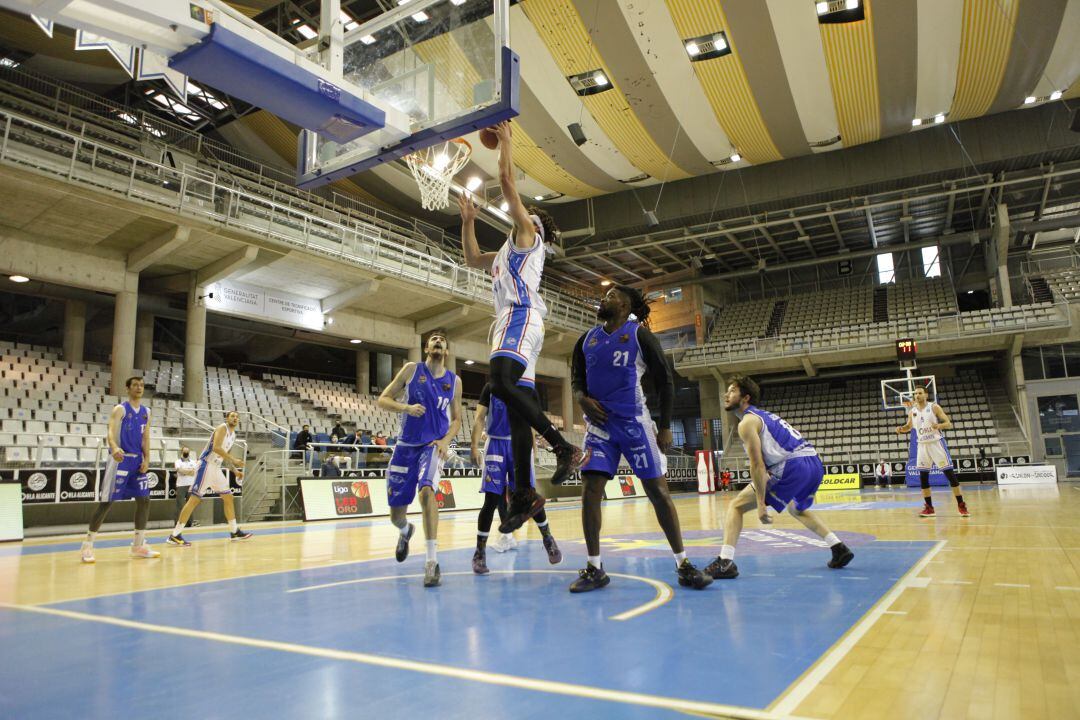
[996,465,1056,485]
[301,476,485,521]
[819,473,861,491]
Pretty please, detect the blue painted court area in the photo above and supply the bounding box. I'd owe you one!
[0,534,934,719]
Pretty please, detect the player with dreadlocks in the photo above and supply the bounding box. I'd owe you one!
[567,285,712,592]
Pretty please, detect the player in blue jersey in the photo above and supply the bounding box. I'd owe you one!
[568,286,712,593]
[469,383,561,574]
[166,410,252,546]
[377,331,462,587]
[705,375,854,579]
[79,376,160,563]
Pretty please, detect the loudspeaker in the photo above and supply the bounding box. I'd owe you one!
[568,122,587,146]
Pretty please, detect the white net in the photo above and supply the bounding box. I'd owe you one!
[404,139,472,210]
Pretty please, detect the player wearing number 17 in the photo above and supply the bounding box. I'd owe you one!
[569,286,711,593]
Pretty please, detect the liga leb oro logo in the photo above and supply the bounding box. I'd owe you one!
[588,336,599,347]
[619,334,630,343]
[435,479,456,509]
[331,480,373,515]
[419,374,427,384]
[442,382,451,391]
[619,476,636,497]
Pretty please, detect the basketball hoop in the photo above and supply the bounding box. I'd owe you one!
[404,138,472,210]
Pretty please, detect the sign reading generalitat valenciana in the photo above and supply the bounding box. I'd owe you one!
[205,280,323,331]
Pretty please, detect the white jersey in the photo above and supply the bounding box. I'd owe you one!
[199,424,235,465]
[490,228,547,319]
[910,402,943,443]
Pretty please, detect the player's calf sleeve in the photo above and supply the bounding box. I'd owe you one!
[943,468,959,488]
[919,470,930,490]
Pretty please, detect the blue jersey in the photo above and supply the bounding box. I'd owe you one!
[744,405,816,471]
[117,401,149,456]
[581,320,647,418]
[398,362,456,445]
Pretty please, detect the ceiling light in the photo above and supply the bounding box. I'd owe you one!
[713,34,727,51]
[0,58,19,69]
[411,11,428,22]
[816,1,828,14]
[9,275,29,283]
[568,70,613,96]
[350,339,362,344]
[451,0,467,5]
[325,316,334,325]
[966,290,974,295]
[685,42,700,56]
[360,34,376,45]
[500,201,510,212]
[463,359,475,365]
[933,113,945,124]
[465,176,482,191]
[600,280,612,287]
[432,152,449,170]
[1024,96,1037,105]
[534,195,545,201]
[845,0,858,9]
[730,152,741,162]
[593,72,608,87]
[1050,90,1063,101]
[911,117,922,127]
[296,24,317,40]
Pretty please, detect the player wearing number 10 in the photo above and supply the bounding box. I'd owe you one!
[569,286,711,593]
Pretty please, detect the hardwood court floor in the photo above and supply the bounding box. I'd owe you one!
[1,483,1079,719]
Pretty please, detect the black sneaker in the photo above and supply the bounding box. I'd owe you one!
[472,549,489,575]
[230,529,253,541]
[166,534,191,547]
[704,557,739,579]
[828,542,854,569]
[498,490,545,534]
[395,523,415,563]
[569,564,610,593]
[543,534,562,565]
[550,444,584,486]
[423,560,441,587]
[676,559,713,589]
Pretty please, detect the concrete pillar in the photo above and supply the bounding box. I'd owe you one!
[355,349,370,395]
[63,300,86,364]
[110,273,138,395]
[561,370,574,431]
[698,377,723,452]
[184,274,206,404]
[445,350,457,375]
[391,354,405,378]
[134,311,154,370]
[407,343,422,364]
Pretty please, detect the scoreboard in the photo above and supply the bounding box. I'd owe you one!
[896,338,917,367]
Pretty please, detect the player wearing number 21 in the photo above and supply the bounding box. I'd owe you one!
[569,285,712,593]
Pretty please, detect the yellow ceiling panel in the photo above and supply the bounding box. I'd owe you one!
[521,0,692,181]
[819,0,880,147]
[665,0,782,164]
[949,0,1018,121]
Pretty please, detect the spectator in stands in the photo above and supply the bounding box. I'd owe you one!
[174,446,197,527]
[875,459,889,488]
[374,431,387,447]
[293,424,314,471]
[360,429,372,445]
[720,468,732,492]
[331,421,346,441]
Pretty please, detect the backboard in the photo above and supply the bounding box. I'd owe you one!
[881,375,937,411]
[296,0,517,188]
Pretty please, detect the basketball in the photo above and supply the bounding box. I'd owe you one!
[479,126,501,149]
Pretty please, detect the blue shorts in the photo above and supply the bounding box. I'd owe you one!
[386,443,442,507]
[99,453,150,502]
[581,414,667,480]
[765,455,824,513]
[481,438,534,494]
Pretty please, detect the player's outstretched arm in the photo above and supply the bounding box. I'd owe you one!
[458,193,496,271]
[493,121,537,251]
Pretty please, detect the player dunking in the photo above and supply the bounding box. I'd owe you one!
[705,375,854,579]
[377,331,462,587]
[569,286,711,592]
[459,120,582,533]
[470,382,561,574]
[79,376,160,562]
[166,410,252,546]
[896,386,970,517]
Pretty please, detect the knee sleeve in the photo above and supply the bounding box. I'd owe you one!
[919,470,930,490]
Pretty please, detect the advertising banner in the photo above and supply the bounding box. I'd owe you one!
[819,473,861,491]
[206,280,323,331]
[996,464,1056,485]
[58,468,98,503]
[21,469,58,504]
[301,475,485,521]
[696,451,713,493]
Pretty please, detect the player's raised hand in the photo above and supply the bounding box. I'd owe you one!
[457,192,478,222]
[656,427,673,452]
[579,396,608,424]
[493,120,512,144]
[405,403,426,417]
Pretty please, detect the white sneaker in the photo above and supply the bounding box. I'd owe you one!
[491,533,518,553]
[80,542,95,564]
[130,544,161,559]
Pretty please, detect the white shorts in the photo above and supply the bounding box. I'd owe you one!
[490,305,543,386]
[191,459,231,497]
[915,439,953,470]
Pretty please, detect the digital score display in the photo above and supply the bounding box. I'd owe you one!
[896,338,917,366]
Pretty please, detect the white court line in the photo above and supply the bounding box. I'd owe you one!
[750,573,777,577]
[839,576,870,581]
[288,570,673,622]
[883,610,908,615]
[934,579,974,585]
[994,583,1031,588]
[0,602,810,720]
[795,574,823,579]
[1056,586,1080,591]
[770,540,946,717]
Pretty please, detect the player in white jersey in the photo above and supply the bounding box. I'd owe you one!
[705,375,853,580]
[896,386,969,517]
[166,410,253,545]
[458,120,582,531]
